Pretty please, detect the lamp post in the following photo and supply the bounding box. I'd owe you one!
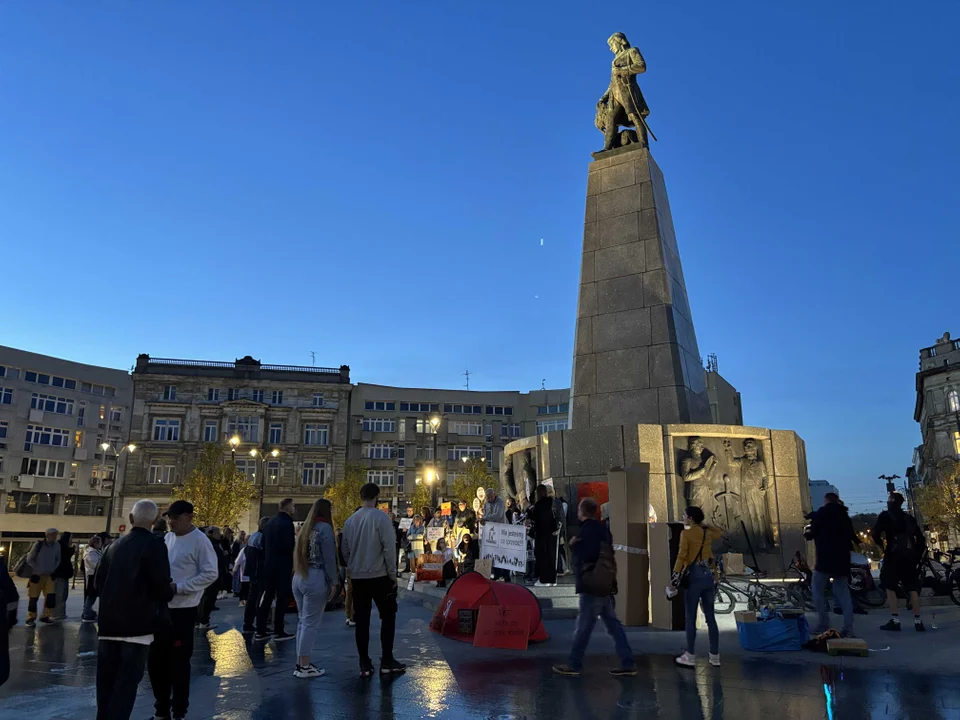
[229,434,241,461]
[249,447,281,516]
[102,442,136,535]
[429,415,442,509]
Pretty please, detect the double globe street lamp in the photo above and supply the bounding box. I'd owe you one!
[102,442,136,535]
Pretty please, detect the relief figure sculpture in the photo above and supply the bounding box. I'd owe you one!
[680,437,720,521]
[724,438,773,551]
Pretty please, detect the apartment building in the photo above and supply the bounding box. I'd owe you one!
[348,383,571,504]
[0,345,133,561]
[121,355,351,531]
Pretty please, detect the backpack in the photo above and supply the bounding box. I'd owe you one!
[887,513,919,559]
[580,540,618,596]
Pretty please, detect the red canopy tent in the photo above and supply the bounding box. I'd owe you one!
[429,571,549,643]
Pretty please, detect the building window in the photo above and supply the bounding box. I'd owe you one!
[0,388,12,405]
[64,495,107,516]
[399,402,439,413]
[269,422,283,445]
[227,416,259,442]
[110,408,122,423]
[7,491,56,514]
[397,472,405,493]
[485,405,514,416]
[415,419,437,434]
[234,458,257,482]
[444,404,482,415]
[364,401,396,411]
[537,403,569,416]
[80,382,115,397]
[500,423,523,438]
[163,385,177,401]
[153,418,181,442]
[949,390,960,413]
[303,423,329,446]
[252,390,264,403]
[397,447,405,467]
[537,419,568,434]
[416,446,435,461]
[398,418,406,441]
[24,425,71,450]
[24,371,76,389]
[362,418,396,433]
[148,464,176,484]
[312,392,324,407]
[74,430,84,448]
[271,390,284,405]
[77,404,85,427]
[99,404,106,421]
[449,421,483,436]
[266,460,281,485]
[21,458,67,478]
[31,393,74,415]
[203,420,219,443]
[447,446,482,461]
[368,469,394,487]
[0,421,7,439]
[207,388,221,402]
[363,443,395,459]
[228,388,240,401]
[955,431,960,456]
[302,462,326,486]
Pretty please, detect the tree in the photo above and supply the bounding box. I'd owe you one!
[323,463,368,530]
[177,444,257,529]
[916,459,960,543]
[403,481,433,518]
[451,457,491,507]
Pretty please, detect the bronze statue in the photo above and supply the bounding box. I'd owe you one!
[724,438,773,551]
[680,437,719,516]
[596,32,652,152]
[501,452,519,501]
[521,451,537,501]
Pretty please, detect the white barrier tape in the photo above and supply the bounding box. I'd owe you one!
[613,544,648,556]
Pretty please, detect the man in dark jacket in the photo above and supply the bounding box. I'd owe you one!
[197,527,228,630]
[873,492,927,631]
[552,498,635,677]
[95,499,174,720]
[806,492,856,636]
[0,555,18,688]
[528,485,559,587]
[254,498,297,641]
[242,517,269,633]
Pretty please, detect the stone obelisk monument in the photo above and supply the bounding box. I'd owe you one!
[571,31,710,428]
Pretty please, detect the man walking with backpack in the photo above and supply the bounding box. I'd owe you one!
[552,497,635,677]
[872,492,926,632]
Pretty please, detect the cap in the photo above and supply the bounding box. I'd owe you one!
[45,527,59,534]
[164,500,194,517]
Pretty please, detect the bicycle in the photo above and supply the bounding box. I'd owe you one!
[713,560,807,614]
[917,550,960,607]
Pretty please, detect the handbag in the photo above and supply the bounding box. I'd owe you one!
[677,528,707,590]
[14,542,41,579]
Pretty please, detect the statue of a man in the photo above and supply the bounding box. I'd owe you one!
[724,438,773,551]
[596,32,650,151]
[680,437,719,514]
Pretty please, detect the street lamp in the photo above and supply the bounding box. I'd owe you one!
[428,415,442,509]
[102,442,136,535]
[425,467,439,509]
[249,448,281,514]
[229,434,241,460]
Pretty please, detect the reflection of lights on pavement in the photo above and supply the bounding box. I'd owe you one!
[822,683,834,720]
[206,629,254,677]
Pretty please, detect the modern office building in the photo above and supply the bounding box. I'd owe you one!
[120,354,351,531]
[808,479,840,509]
[347,383,571,505]
[0,346,133,562]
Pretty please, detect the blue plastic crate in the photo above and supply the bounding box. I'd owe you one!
[737,615,810,652]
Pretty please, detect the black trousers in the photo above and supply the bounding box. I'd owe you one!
[96,640,149,720]
[243,579,263,630]
[535,533,558,584]
[148,606,197,719]
[256,571,292,635]
[352,576,397,665]
[197,582,218,624]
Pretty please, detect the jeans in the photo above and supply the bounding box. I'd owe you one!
[568,594,635,671]
[82,574,98,620]
[292,568,328,659]
[256,571,293,635]
[197,582,218,625]
[813,570,853,634]
[352,576,397,665]
[96,640,149,720]
[243,579,263,630]
[148,606,197,719]
[53,578,69,619]
[683,564,719,654]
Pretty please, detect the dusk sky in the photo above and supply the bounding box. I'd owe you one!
[2,2,958,513]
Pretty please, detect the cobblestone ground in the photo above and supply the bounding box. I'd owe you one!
[2,582,959,719]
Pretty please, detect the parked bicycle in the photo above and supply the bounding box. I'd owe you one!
[916,549,960,606]
[713,558,806,614]
[790,551,885,609]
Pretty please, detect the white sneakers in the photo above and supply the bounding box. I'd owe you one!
[533,581,558,587]
[675,652,721,668]
[294,664,325,679]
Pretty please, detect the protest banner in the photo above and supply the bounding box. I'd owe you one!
[480,521,527,572]
[473,605,531,650]
[398,517,413,531]
[441,502,452,516]
[416,553,444,582]
[473,557,493,578]
[426,527,446,544]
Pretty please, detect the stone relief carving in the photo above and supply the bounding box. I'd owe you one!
[501,452,519,501]
[521,451,537,501]
[596,32,653,152]
[724,438,773,552]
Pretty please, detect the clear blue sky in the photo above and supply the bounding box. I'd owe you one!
[2,2,958,512]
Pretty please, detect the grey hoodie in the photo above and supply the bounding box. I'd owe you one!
[27,541,61,576]
[341,507,397,581]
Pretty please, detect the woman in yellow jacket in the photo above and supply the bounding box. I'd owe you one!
[671,506,723,668]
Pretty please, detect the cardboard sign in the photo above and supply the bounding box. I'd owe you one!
[473,605,531,650]
[441,502,452,516]
[480,522,527,572]
[426,527,446,544]
[472,498,481,513]
[458,609,477,635]
[473,557,493,578]
[416,553,444,581]
[476,487,486,502]
[398,518,413,531]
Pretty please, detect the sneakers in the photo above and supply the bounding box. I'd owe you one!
[359,661,375,678]
[533,581,557,587]
[915,620,926,632]
[25,619,36,628]
[552,664,582,676]
[609,667,637,677]
[273,631,295,642]
[880,619,902,632]
[253,632,273,642]
[345,619,356,627]
[196,623,216,631]
[675,651,696,667]
[81,617,97,624]
[293,664,324,679]
[709,653,721,667]
[380,659,407,674]
[39,617,55,625]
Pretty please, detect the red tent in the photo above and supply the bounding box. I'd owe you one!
[429,571,549,643]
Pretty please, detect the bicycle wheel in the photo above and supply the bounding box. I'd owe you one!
[714,586,736,614]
